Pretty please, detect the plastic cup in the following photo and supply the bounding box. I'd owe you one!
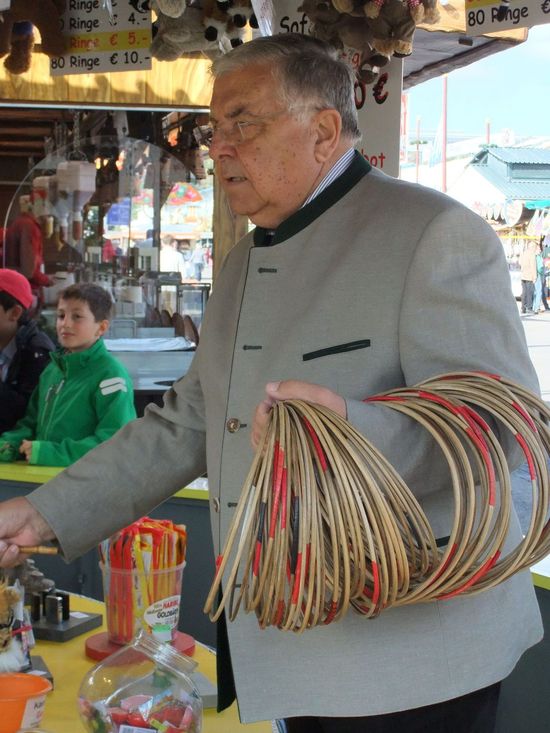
[0,673,52,733]
[99,562,185,645]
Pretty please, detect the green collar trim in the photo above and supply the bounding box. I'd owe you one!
[253,150,371,247]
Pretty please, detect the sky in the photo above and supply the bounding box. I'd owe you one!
[406,23,550,139]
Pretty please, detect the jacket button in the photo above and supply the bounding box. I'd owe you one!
[226,417,241,433]
[212,497,221,513]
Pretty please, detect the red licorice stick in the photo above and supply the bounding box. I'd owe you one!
[511,400,537,432]
[274,600,286,626]
[269,443,285,539]
[324,600,339,625]
[465,425,496,506]
[361,561,381,607]
[515,433,537,480]
[302,416,328,472]
[437,551,501,600]
[429,542,458,584]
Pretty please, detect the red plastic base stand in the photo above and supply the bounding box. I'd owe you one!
[85,630,196,661]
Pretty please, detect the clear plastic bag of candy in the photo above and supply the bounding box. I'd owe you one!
[78,630,202,733]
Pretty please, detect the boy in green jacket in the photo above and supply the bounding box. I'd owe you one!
[0,283,136,466]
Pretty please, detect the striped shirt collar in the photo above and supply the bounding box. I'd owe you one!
[254,150,371,247]
[302,147,356,207]
[261,148,356,244]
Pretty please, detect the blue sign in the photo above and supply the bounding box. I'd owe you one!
[106,198,131,227]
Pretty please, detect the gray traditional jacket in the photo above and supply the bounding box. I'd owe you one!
[29,155,543,722]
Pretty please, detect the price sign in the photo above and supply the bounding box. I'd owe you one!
[269,1,402,178]
[50,0,152,77]
[465,0,550,35]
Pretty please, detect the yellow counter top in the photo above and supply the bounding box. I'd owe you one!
[531,555,550,591]
[0,463,63,485]
[38,595,270,733]
[0,463,209,501]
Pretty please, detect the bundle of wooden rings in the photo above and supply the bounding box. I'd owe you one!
[204,371,550,633]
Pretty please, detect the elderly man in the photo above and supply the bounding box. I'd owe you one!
[0,34,542,732]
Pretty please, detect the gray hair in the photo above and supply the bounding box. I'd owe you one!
[210,33,361,144]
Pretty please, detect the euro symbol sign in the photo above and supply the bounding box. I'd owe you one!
[110,52,118,64]
[110,33,118,45]
[373,73,389,105]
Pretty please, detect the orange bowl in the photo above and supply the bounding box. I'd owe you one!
[0,673,53,733]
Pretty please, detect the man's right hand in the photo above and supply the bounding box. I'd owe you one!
[0,498,56,567]
[251,380,347,450]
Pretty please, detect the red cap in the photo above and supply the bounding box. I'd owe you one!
[0,268,33,309]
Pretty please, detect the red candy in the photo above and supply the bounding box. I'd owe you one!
[182,706,194,730]
[103,693,197,733]
[108,708,129,725]
[127,712,149,727]
[153,706,184,726]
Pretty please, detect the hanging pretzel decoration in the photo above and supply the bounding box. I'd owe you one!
[204,371,550,633]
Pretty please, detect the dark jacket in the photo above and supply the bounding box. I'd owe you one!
[0,320,54,434]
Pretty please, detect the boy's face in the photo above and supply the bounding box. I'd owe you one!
[56,297,108,353]
[0,303,21,347]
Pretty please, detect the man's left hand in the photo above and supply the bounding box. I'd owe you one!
[251,380,346,449]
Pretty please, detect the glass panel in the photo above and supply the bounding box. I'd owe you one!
[2,135,213,336]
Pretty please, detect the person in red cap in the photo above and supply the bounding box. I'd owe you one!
[0,269,54,434]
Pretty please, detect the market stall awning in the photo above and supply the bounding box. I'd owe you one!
[0,0,528,107]
[405,0,527,88]
[0,54,213,109]
[469,147,550,204]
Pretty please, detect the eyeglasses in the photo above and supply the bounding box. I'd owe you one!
[194,106,316,150]
[194,118,267,150]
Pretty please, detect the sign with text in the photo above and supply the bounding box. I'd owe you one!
[465,0,550,34]
[351,54,402,178]
[50,0,152,77]
[269,1,402,177]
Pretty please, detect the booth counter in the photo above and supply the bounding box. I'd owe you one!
[0,463,215,648]
[36,594,271,733]
[1,464,549,732]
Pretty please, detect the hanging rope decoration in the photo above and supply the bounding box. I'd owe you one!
[204,372,550,633]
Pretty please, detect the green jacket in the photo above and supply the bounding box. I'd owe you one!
[0,338,136,466]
